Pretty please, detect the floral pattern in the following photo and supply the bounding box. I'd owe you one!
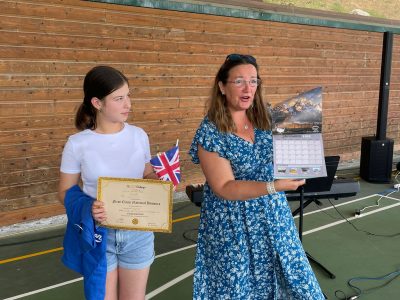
[189,117,324,300]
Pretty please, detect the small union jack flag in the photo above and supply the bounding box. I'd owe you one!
[150,145,181,189]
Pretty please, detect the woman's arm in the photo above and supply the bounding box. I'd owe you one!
[198,145,304,201]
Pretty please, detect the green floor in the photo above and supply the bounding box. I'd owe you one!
[1,172,399,300]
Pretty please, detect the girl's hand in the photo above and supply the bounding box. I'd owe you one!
[274,179,305,192]
[92,200,107,222]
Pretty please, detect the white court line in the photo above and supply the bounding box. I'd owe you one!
[155,244,196,259]
[6,194,399,299]
[293,192,400,219]
[3,278,83,300]
[3,244,197,300]
[144,194,400,297]
[293,194,377,218]
[380,194,400,202]
[145,269,195,299]
[303,201,400,236]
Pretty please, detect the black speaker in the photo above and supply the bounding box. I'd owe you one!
[360,136,394,182]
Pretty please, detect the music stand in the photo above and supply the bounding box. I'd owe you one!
[292,155,340,281]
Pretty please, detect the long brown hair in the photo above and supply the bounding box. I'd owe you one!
[207,54,271,132]
[75,66,128,130]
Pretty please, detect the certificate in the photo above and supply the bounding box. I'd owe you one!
[97,177,173,233]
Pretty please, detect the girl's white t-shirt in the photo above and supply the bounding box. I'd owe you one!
[60,123,151,199]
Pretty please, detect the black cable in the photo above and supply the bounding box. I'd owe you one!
[313,201,342,220]
[334,289,359,300]
[327,199,400,238]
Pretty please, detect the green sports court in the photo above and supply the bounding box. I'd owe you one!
[1,167,399,300]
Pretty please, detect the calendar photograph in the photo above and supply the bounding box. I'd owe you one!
[271,87,322,135]
[271,87,326,179]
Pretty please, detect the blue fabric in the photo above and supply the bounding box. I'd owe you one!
[189,117,324,300]
[62,185,107,300]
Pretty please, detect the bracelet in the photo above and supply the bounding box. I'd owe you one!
[266,181,276,194]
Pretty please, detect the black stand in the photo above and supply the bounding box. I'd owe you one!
[297,186,332,300]
[298,186,336,279]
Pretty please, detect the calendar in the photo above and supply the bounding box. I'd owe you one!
[273,133,326,178]
[271,87,327,179]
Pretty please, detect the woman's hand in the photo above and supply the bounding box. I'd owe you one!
[92,200,107,222]
[274,179,305,192]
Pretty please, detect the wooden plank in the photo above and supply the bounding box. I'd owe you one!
[0,60,219,77]
[1,1,382,47]
[264,75,381,86]
[0,115,75,131]
[0,0,107,22]
[0,180,58,199]
[0,28,383,56]
[0,101,80,117]
[0,141,66,159]
[0,45,225,65]
[0,104,205,131]
[0,127,75,144]
[0,74,213,88]
[0,203,65,226]
[0,154,62,172]
[0,193,58,214]
[0,124,199,145]
[130,107,206,122]
[1,167,59,186]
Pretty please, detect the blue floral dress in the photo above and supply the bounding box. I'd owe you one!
[189,117,324,300]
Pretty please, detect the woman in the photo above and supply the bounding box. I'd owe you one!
[189,54,325,299]
[59,66,158,300]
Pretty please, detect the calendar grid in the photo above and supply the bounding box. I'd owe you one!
[273,134,327,179]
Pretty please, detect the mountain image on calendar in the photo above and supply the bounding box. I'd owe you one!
[271,87,322,134]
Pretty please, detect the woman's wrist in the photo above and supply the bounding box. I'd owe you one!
[266,181,277,194]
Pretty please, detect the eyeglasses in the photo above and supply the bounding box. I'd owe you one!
[226,54,257,64]
[227,78,261,87]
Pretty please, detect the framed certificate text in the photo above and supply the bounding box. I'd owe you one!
[97,177,173,233]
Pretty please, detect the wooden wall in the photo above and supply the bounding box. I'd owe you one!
[0,0,399,226]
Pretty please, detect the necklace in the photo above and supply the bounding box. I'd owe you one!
[244,124,249,130]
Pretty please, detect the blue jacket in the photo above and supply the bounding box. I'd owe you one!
[62,185,107,300]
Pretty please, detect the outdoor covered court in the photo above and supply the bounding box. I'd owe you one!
[1,167,400,300]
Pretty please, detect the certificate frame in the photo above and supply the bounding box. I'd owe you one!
[97,177,173,233]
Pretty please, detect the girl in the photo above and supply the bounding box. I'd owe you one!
[59,66,157,300]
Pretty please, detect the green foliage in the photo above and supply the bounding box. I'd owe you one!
[262,0,399,20]
[367,9,385,19]
[330,2,346,13]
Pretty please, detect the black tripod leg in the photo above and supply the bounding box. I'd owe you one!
[292,199,314,216]
[306,251,336,279]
